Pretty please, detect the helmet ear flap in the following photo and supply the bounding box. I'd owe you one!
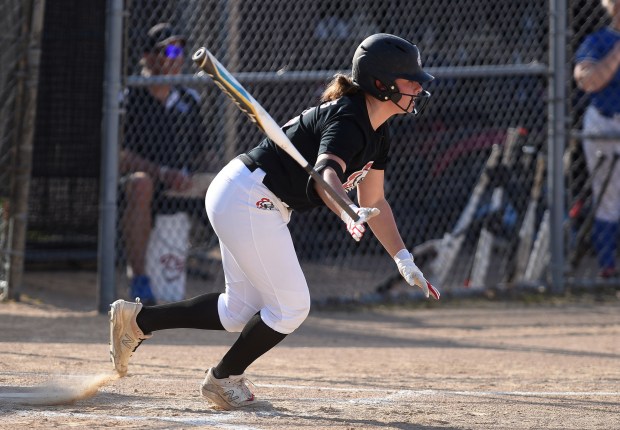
[374,79,401,102]
[389,91,402,103]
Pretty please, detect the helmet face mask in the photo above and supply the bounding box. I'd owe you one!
[352,33,434,116]
[396,89,431,116]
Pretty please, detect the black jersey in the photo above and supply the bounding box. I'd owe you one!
[122,86,205,214]
[123,86,203,171]
[245,92,391,212]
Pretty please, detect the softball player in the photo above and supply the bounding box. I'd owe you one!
[110,33,439,410]
[574,0,620,277]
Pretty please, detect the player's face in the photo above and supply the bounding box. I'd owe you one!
[395,79,424,113]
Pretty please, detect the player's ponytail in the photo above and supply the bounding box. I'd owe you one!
[320,73,360,102]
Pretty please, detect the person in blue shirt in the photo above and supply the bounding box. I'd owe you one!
[574,0,620,278]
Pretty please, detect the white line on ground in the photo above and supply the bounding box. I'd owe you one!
[14,411,262,430]
[256,383,620,397]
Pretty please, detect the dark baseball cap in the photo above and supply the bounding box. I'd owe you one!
[145,22,186,52]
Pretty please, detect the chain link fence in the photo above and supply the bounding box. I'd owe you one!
[2,1,617,305]
[0,1,36,301]
[115,0,553,305]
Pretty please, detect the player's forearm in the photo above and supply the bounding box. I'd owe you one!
[366,199,406,257]
[575,47,620,93]
[315,168,355,216]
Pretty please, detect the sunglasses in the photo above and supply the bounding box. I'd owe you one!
[157,44,184,59]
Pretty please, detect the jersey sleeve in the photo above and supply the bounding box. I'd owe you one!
[575,33,603,63]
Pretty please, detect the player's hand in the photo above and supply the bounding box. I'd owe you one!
[394,249,440,300]
[340,205,380,242]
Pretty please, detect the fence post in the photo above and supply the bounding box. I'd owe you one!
[98,0,124,313]
[547,0,568,294]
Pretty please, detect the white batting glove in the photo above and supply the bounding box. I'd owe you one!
[340,204,380,242]
[394,249,441,300]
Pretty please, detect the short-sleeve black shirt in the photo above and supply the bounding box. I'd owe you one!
[246,92,391,211]
[122,86,205,214]
[123,86,203,170]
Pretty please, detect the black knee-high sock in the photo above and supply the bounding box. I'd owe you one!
[136,292,225,333]
[213,313,287,378]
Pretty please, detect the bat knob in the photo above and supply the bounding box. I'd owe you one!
[192,47,207,65]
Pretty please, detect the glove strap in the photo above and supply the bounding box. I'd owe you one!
[340,204,359,223]
[393,248,411,262]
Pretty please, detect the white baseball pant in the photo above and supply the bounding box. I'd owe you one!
[582,105,620,222]
[205,158,310,335]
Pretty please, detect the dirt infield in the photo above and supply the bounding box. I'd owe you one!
[1,274,619,429]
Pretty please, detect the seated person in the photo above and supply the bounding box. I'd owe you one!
[120,22,205,303]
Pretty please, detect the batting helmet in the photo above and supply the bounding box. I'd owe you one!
[352,34,434,104]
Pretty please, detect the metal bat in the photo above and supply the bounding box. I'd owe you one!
[470,127,523,288]
[514,154,546,282]
[429,143,503,286]
[191,47,359,222]
[524,208,550,281]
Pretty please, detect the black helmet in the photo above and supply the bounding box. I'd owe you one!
[352,34,434,103]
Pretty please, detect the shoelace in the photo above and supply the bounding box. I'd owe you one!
[221,376,255,402]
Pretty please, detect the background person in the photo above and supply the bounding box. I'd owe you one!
[120,22,204,303]
[574,0,620,278]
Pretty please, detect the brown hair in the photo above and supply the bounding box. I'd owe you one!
[320,73,361,102]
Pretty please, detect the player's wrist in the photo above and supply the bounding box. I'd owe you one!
[393,248,411,262]
[340,203,358,223]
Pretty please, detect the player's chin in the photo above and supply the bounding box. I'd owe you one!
[397,101,415,114]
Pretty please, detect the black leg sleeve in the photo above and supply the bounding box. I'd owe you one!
[213,312,287,378]
[136,292,225,333]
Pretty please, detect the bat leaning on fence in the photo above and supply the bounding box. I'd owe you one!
[513,154,546,282]
[469,127,524,288]
[426,144,503,287]
[568,151,620,271]
[523,208,551,282]
[191,47,359,222]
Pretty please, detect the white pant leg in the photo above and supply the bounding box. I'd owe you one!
[205,159,310,335]
[216,241,263,332]
[582,106,620,222]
